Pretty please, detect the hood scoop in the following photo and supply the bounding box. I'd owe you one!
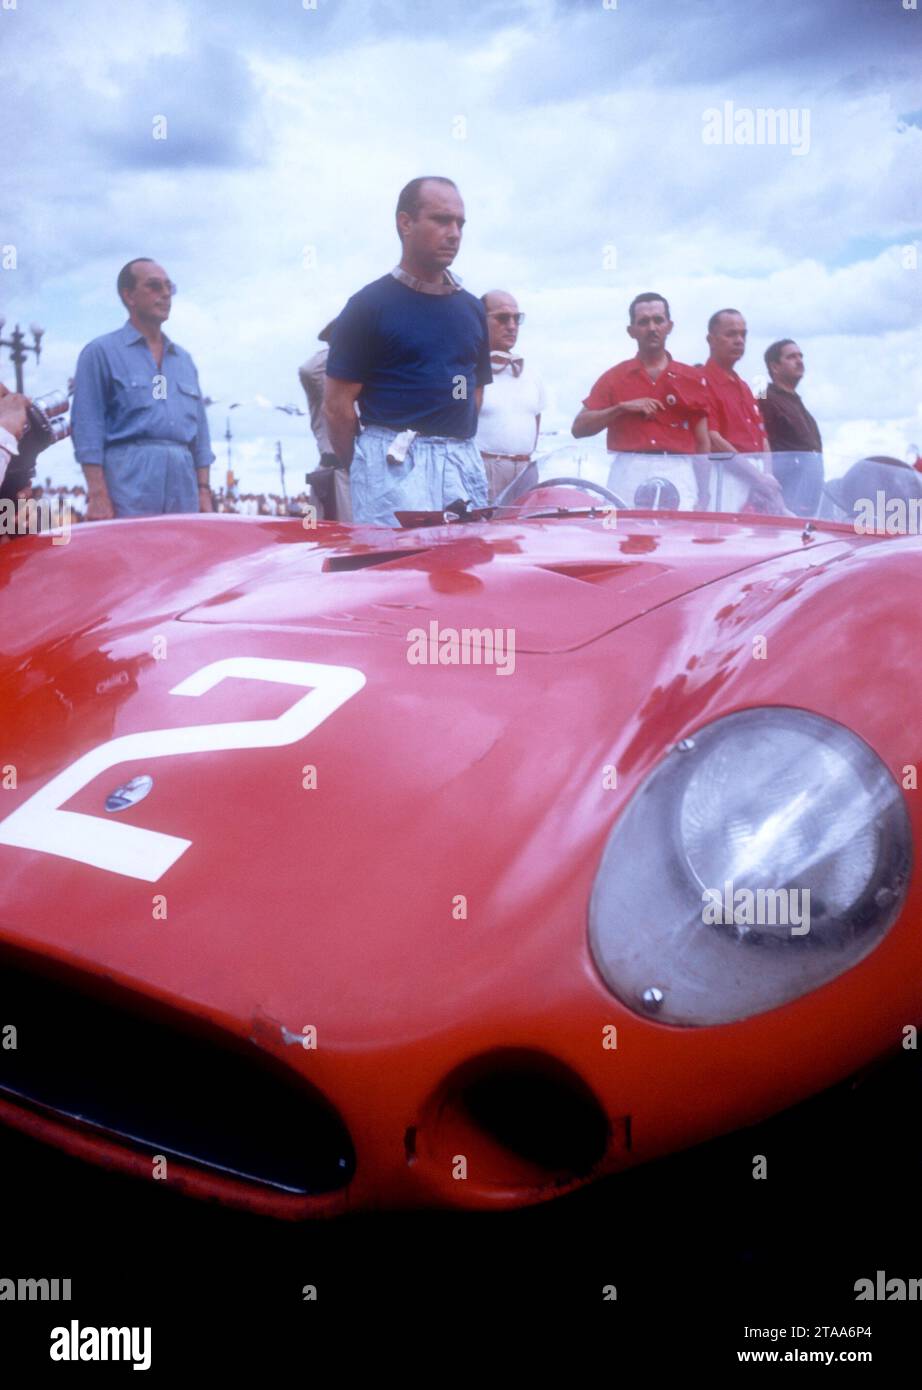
[534,561,644,585]
[177,523,845,653]
[323,548,433,573]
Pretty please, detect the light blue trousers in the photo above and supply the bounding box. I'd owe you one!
[103,440,200,517]
[350,426,488,527]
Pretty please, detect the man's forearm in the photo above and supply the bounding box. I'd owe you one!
[81,463,110,498]
[692,417,711,454]
[726,455,760,482]
[572,405,621,439]
[325,410,357,467]
[80,462,116,520]
[196,465,215,512]
[708,433,775,480]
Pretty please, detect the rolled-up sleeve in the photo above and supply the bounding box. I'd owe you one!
[190,364,215,470]
[683,372,712,424]
[70,341,110,466]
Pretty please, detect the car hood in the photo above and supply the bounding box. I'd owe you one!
[0,512,849,663]
[0,512,858,1037]
[173,512,847,652]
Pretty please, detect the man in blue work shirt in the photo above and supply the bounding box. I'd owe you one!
[324,177,491,526]
[71,258,215,520]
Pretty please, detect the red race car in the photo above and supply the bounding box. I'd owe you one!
[0,447,918,1219]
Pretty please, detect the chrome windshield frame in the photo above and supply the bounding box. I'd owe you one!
[493,445,829,522]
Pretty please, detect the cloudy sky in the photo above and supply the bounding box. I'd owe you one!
[2,0,920,490]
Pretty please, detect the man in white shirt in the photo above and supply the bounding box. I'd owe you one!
[298,319,352,521]
[475,289,546,501]
[298,321,338,468]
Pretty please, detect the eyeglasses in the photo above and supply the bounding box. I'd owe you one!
[142,278,177,295]
[488,311,525,326]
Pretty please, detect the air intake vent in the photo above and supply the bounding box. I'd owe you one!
[421,1049,611,1191]
[323,547,432,571]
[0,951,354,1196]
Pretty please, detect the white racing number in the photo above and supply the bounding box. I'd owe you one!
[0,657,365,882]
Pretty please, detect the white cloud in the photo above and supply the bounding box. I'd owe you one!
[1,0,918,491]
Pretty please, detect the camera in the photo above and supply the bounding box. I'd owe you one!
[0,388,72,501]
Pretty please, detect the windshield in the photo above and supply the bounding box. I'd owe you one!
[494,444,838,521]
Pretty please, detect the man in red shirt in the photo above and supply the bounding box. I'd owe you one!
[572,293,712,504]
[703,308,785,512]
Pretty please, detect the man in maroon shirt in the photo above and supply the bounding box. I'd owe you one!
[572,293,712,504]
[761,340,823,450]
[703,308,785,512]
[759,338,824,515]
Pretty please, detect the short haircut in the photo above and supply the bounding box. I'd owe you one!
[764,338,797,371]
[480,290,513,310]
[395,177,458,239]
[629,292,670,323]
[117,258,155,306]
[708,308,743,334]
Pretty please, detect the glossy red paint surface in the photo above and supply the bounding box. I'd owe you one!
[1,507,920,1216]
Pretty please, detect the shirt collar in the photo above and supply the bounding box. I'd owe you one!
[119,320,176,352]
[390,265,462,295]
[705,356,739,381]
[629,350,673,375]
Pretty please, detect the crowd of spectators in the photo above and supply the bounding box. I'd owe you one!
[24,482,313,522]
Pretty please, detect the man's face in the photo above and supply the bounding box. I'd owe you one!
[124,261,173,324]
[708,312,747,368]
[484,292,521,351]
[628,299,673,355]
[772,341,805,388]
[398,182,466,270]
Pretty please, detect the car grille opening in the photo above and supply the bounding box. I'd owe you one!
[0,949,354,1196]
[423,1049,611,1190]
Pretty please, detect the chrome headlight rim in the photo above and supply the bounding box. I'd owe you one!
[666,710,909,950]
[588,705,913,1027]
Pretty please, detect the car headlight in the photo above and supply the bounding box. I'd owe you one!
[589,708,912,1026]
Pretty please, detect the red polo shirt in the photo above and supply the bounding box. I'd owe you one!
[703,358,768,452]
[583,354,711,452]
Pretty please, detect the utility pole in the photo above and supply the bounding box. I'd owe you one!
[224,402,241,494]
[0,319,44,393]
[272,404,302,508]
[275,439,287,502]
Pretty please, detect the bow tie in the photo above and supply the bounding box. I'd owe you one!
[490,351,524,377]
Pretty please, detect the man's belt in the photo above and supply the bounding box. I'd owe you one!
[480,451,532,463]
[363,423,469,442]
[116,437,194,450]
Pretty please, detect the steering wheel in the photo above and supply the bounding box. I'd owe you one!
[517,476,627,509]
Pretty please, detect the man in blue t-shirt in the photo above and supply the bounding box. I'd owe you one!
[324,176,492,526]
